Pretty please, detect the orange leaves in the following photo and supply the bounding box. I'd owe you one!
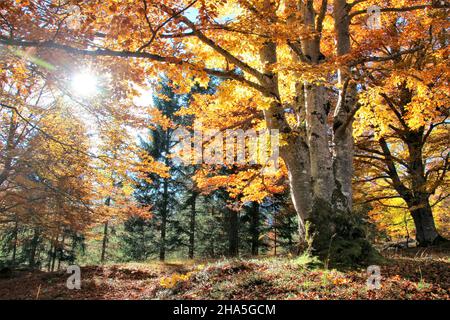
[194,165,286,203]
[14,0,30,6]
[2,0,448,239]
[135,150,170,180]
[0,92,96,234]
[160,271,194,289]
[178,79,266,132]
[148,107,175,130]
[356,57,450,137]
[107,3,119,14]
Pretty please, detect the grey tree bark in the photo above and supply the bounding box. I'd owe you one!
[333,0,356,212]
[257,0,375,264]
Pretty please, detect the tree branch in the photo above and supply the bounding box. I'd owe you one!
[349,4,447,19]
[379,137,412,200]
[158,4,267,83]
[0,37,266,94]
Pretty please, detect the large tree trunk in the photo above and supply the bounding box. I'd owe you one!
[304,84,334,206]
[301,2,334,206]
[332,0,356,213]
[255,1,375,265]
[259,40,312,240]
[410,199,440,246]
[0,112,17,187]
[406,129,445,246]
[282,129,312,237]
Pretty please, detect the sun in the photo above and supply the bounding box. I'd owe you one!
[71,72,99,97]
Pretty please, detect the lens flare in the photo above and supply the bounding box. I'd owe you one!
[71,72,98,97]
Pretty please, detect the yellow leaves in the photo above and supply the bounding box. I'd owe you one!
[356,61,450,137]
[195,72,211,89]
[367,197,412,239]
[160,272,194,289]
[148,107,174,130]
[215,0,243,19]
[177,79,268,133]
[136,150,170,178]
[122,184,134,197]
[196,264,205,271]
[15,0,29,5]
[0,92,97,232]
[107,4,118,14]
[332,277,350,286]
[195,164,286,203]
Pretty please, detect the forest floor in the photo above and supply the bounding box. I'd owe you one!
[0,247,449,300]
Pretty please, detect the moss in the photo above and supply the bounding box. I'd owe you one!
[306,198,383,267]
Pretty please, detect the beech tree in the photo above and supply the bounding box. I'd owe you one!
[354,35,449,246]
[0,93,95,268]
[1,0,448,263]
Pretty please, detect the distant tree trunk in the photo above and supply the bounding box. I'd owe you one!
[159,177,169,262]
[101,196,111,264]
[47,241,53,271]
[209,206,216,257]
[159,132,172,262]
[210,239,215,258]
[11,219,18,265]
[51,237,58,272]
[141,221,147,261]
[57,234,65,271]
[101,221,108,264]
[273,215,277,256]
[29,228,40,268]
[227,210,239,257]
[188,192,198,259]
[287,226,293,248]
[250,202,260,256]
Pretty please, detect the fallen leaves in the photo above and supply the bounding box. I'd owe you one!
[0,252,448,300]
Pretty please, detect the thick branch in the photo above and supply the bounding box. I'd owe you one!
[159,4,266,83]
[0,37,266,94]
[379,137,412,200]
[351,46,425,66]
[349,4,446,19]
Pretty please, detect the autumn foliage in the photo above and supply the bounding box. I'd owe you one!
[0,0,448,274]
